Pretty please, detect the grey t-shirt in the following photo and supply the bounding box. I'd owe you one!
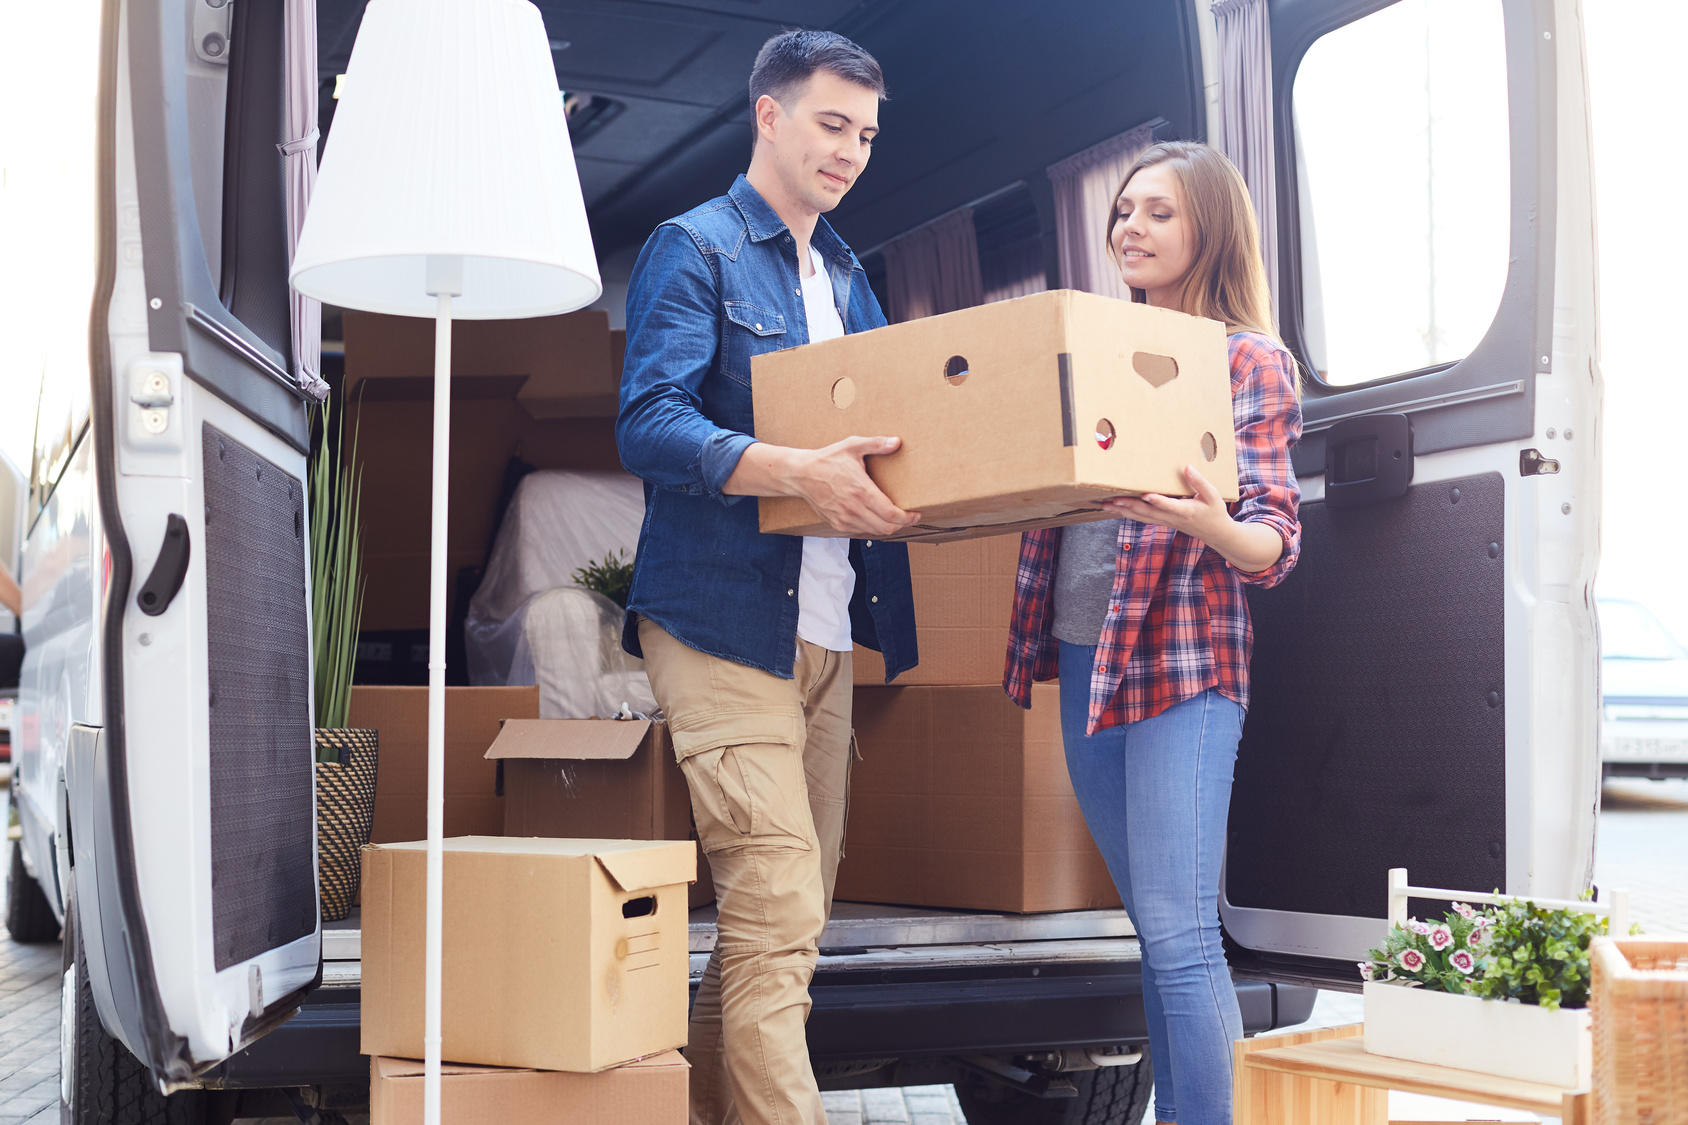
[1051,519,1124,646]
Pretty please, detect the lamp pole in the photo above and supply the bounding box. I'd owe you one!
[422,253,462,1125]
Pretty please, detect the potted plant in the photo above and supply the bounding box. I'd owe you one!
[1361,876,1613,1088]
[309,394,376,923]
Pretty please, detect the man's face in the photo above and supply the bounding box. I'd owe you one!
[755,69,880,215]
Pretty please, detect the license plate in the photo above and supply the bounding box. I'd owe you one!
[1605,736,1688,761]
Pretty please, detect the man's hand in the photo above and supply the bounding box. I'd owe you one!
[725,436,921,538]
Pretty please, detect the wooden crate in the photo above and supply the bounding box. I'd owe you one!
[1592,937,1688,1125]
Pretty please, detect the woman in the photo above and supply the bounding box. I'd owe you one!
[1003,141,1301,1125]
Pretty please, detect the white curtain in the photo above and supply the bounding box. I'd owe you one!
[1046,123,1156,299]
[1212,0,1279,312]
[282,0,329,401]
[881,207,984,323]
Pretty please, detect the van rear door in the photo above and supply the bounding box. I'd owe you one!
[75,0,320,1081]
[1220,0,1600,985]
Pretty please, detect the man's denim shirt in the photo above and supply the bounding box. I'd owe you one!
[617,175,917,681]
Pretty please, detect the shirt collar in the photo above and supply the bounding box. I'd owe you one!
[728,174,861,272]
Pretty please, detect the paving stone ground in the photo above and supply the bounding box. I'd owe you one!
[4,777,1685,1123]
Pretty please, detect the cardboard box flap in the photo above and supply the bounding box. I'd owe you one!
[484,718,652,762]
[374,1056,526,1080]
[594,841,696,893]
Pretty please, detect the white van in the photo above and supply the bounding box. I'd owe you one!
[4,0,1600,1122]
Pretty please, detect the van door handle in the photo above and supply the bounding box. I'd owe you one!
[136,514,191,616]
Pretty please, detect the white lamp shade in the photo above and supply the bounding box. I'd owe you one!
[290,0,601,319]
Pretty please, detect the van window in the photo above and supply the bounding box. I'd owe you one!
[1292,0,1511,387]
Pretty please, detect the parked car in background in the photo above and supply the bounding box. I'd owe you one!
[1599,597,1688,779]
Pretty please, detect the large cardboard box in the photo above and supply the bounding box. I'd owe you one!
[370,1050,688,1125]
[486,718,715,910]
[348,686,540,843]
[754,290,1237,543]
[361,837,694,1072]
[853,534,1022,686]
[836,684,1120,913]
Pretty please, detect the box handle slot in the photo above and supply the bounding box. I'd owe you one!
[1095,419,1116,451]
[1133,351,1179,388]
[622,896,657,919]
[944,355,970,386]
[831,377,856,409]
[1201,432,1217,462]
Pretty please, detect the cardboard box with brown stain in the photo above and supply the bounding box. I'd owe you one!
[348,685,540,844]
[360,837,694,1073]
[836,684,1120,913]
[485,718,715,910]
[853,534,1023,686]
[370,1050,688,1125]
[753,289,1237,543]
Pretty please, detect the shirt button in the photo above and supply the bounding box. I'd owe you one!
[795,288,802,296]
[1123,543,1132,551]
[871,595,879,604]
[787,588,795,596]
[1099,664,1109,673]
[864,541,873,547]
[755,323,763,331]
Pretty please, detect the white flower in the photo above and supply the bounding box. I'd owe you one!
[1358,962,1374,981]
[1428,924,1454,951]
[1397,948,1426,972]
[1453,902,1477,919]
[1407,919,1432,936]
[1467,927,1488,948]
[1450,950,1475,974]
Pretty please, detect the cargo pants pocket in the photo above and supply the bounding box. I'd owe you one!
[673,717,814,855]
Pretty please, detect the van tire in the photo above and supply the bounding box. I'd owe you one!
[955,1051,1153,1125]
[6,837,61,942]
[62,898,205,1125]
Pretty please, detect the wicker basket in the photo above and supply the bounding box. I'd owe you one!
[1593,937,1688,1124]
[314,728,379,923]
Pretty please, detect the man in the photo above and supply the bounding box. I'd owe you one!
[616,29,918,1125]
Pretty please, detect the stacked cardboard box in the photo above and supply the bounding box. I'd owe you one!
[363,837,694,1122]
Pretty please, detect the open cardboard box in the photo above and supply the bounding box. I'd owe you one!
[753,290,1237,543]
[486,718,714,909]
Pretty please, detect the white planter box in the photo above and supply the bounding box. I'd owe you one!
[1363,982,1592,1088]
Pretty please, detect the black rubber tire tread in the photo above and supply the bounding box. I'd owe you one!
[955,1050,1153,1125]
[6,838,62,942]
[64,901,205,1125]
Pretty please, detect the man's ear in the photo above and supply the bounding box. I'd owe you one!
[754,93,784,145]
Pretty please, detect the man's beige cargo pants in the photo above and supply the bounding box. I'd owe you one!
[638,619,854,1125]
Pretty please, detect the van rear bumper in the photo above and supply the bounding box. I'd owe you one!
[195,974,1316,1089]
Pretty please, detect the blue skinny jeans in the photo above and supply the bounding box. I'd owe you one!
[1058,641,1245,1125]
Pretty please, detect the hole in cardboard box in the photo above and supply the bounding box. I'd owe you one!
[1201,432,1217,461]
[944,355,970,386]
[1095,419,1116,451]
[1133,351,1180,388]
[622,896,657,919]
[831,377,856,409]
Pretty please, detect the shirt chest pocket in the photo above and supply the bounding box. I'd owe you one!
[721,301,789,388]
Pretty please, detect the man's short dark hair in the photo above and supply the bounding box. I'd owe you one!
[748,29,887,115]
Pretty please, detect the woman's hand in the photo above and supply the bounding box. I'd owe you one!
[1102,464,1285,575]
[1103,463,1232,540]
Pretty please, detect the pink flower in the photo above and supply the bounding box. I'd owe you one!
[1467,927,1488,948]
[1453,902,1477,919]
[1407,919,1432,936]
[1397,948,1426,973]
[1428,925,1454,951]
[1358,962,1374,981]
[1450,950,1475,974]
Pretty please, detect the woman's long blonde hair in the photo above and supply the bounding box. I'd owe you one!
[1105,141,1277,340]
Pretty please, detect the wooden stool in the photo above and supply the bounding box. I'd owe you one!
[1234,1023,1591,1125]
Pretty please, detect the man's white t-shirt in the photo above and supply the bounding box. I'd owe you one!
[795,243,856,653]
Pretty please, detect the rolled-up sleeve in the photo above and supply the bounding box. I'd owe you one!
[1227,336,1302,589]
[616,223,756,504]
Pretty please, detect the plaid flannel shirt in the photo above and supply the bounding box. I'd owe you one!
[1003,331,1303,735]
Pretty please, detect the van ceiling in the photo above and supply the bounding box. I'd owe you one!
[316,0,1204,261]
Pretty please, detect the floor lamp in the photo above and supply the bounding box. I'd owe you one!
[289,2,601,1122]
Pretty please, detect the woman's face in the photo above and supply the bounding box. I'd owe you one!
[1110,163,1195,308]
